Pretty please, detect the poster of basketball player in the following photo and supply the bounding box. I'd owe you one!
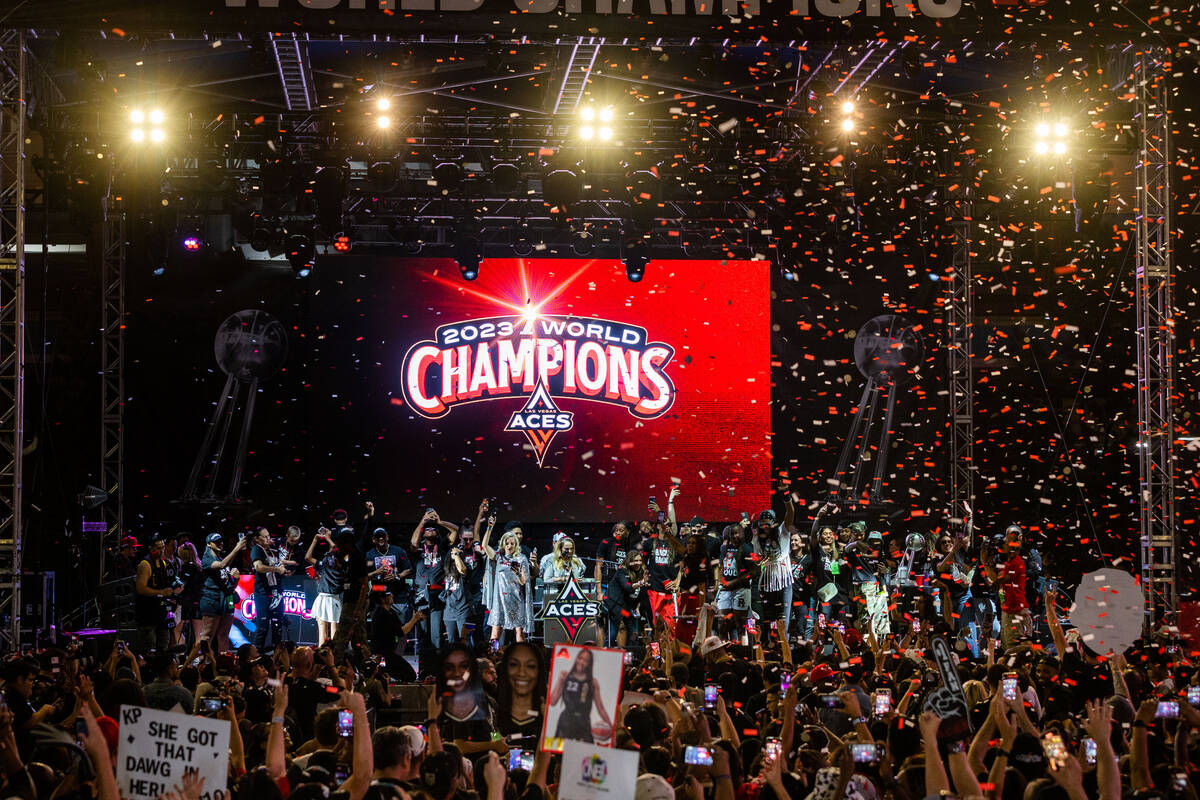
[540,644,623,753]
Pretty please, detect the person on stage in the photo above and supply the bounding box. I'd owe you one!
[483,527,529,644]
[176,537,203,647]
[714,523,756,639]
[306,527,348,646]
[540,536,585,589]
[549,649,612,744]
[134,532,183,654]
[843,529,890,639]
[198,532,247,652]
[604,550,649,648]
[750,496,797,634]
[411,509,455,652]
[250,527,288,652]
[641,486,686,630]
[982,526,1030,648]
[809,501,851,626]
[787,530,812,638]
[444,523,486,644]
[365,527,414,610]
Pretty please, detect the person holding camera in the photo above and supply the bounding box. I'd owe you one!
[199,532,248,653]
[134,531,184,654]
[251,527,288,653]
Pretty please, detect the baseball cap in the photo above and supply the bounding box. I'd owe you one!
[808,663,837,685]
[121,536,138,547]
[688,516,705,527]
[699,636,726,657]
[867,530,884,541]
[150,531,167,543]
[332,509,349,521]
[552,531,567,544]
[373,527,388,539]
[635,774,674,800]
[206,533,223,544]
[397,725,427,757]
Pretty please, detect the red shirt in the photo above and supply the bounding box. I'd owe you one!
[998,554,1028,613]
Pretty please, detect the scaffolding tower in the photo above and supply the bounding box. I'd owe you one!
[0,29,25,650]
[1133,49,1176,632]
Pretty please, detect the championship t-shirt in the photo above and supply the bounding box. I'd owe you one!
[644,536,678,589]
[719,543,753,590]
[596,537,629,583]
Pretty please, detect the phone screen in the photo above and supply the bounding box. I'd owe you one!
[202,697,225,713]
[1043,733,1067,767]
[704,684,718,707]
[1002,676,1019,701]
[623,651,633,665]
[780,674,791,693]
[508,749,524,770]
[1188,686,1200,706]
[873,690,891,716]
[337,709,354,737]
[746,617,757,633]
[851,743,877,763]
[684,746,713,766]
[75,717,88,741]
[1083,738,1097,765]
[650,642,660,658]
[1156,700,1179,718]
[764,738,782,764]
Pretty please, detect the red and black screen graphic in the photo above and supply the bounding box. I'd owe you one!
[310,257,770,522]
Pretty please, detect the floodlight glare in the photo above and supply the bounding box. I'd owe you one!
[579,125,594,140]
[1035,141,1049,154]
[1053,141,1067,154]
[598,107,614,122]
[598,126,613,141]
[1035,123,1050,137]
[841,100,855,114]
[150,129,166,143]
[1053,122,1068,137]
[130,128,145,142]
[841,118,855,132]
[149,109,165,124]
[377,116,391,129]
[377,97,391,111]
[580,107,596,121]
[130,110,145,124]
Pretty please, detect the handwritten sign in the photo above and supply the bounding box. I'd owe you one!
[117,705,230,800]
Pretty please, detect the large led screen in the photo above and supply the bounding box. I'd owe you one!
[309,257,770,521]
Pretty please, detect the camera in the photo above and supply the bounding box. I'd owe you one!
[201,697,227,713]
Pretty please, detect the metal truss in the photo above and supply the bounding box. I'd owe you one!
[0,29,25,650]
[99,194,124,567]
[269,33,316,112]
[944,152,975,531]
[550,36,604,116]
[1133,49,1175,632]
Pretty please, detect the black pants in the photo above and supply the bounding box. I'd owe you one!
[253,588,283,650]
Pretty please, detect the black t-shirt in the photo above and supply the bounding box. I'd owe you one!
[718,543,753,590]
[200,549,235,603]
[370,603,408,655]
[643,536,678,589]
[596,537,630,582]
[414,538,448,593]
[287,677,326,741]
[250,544,279,594]
[366,545,413,598]
[315,551,347,595]
[4,690,35,758]
[604,568,644,613]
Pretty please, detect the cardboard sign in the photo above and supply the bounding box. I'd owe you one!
[117,705,231,800]
[1069,568,1144,655]
[559,739,639,800]
[541,645,624,753]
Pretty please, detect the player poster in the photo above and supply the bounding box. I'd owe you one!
[541,644,624,753]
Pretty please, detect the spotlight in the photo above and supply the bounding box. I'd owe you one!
[1035,123,1050,137]
[149,109,165,124]
[598,107,614,122]
[1035,141,1049,154]
[579,125,594,140]
[840,118,855,132]
[580,107,596,122]
[182,233,203,253]
[376,116,391,130]
[1053,141,1066,154]
[376,97,391,111]
[130,129,145,142]
[598,127,613,141]
[456,235,481,280]
[285,232,315,273]
[368,161,399,192]
[1053,122,1068,137]
[624,239,648,282]
[571,229,596,256]
[841,100,855,114]
[1032,119,1070,158]
[130,110,145,124]
[150,129,165,143]
[332,234,352,253]
[249,215,274,252]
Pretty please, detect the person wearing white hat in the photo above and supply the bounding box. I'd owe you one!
[635,773,675,800]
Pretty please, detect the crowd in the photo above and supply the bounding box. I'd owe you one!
[3,493,1194,800]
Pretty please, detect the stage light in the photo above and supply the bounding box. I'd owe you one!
[598,107,614,122]
[285,232,315,273]
[376,116,391,130]
[456,235,481,280]
[841,100,855,114]
[1036,123,1050,137]
[625,259,645,282]
[149,109,164,124]
[333,234,352,253]
[150,129,165,143]
[249,215,274,252]
[1053,141,1067,154]
[624,239,648,282]
[1053,122,1068,137]
[1032,119,1071,158]
[130,129,145,142]
[571,229,595,256]
[368,161,399,192]
[841,118,855,132]
[130,110,145,124]
[579,125,595,140]
[580,107,596,122]
[1035,141,1049,154]
[376,97,391,111]
[598,127,613,141]
[182,234,203,252]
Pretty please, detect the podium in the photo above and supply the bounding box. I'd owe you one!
[540,575,601,646]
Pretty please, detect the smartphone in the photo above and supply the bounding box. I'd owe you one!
[650,642,660,658]
[508,749,525,770]
[874,689,892,716]
[201,697,227,713]
[746,617,757,633]
[1156,700,1179,718]
[337,709,354,737]
[1082,737,1097,765]
[851,742,879,764]
[684,745,713,766]
[74,717,88,744]
[1002,673,1020,701]
[117,642,125,654]
[656,511,665,524]
[780,673,791,693]
[1188,686,1200,706]
[704,684,718,709]
[489,638,500,654]
[819,694,843,708]
[764,737,783,764]
[1043,733,1067,768]
[740,512,750,523]
[335,764,349,784]
[624,651,634,665]
[1173,773,1189,792]
[912,619,921,633]
[520,750,534,771]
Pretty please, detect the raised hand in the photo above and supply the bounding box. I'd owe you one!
[919,710,942,739]
[1084,699,1112,743]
